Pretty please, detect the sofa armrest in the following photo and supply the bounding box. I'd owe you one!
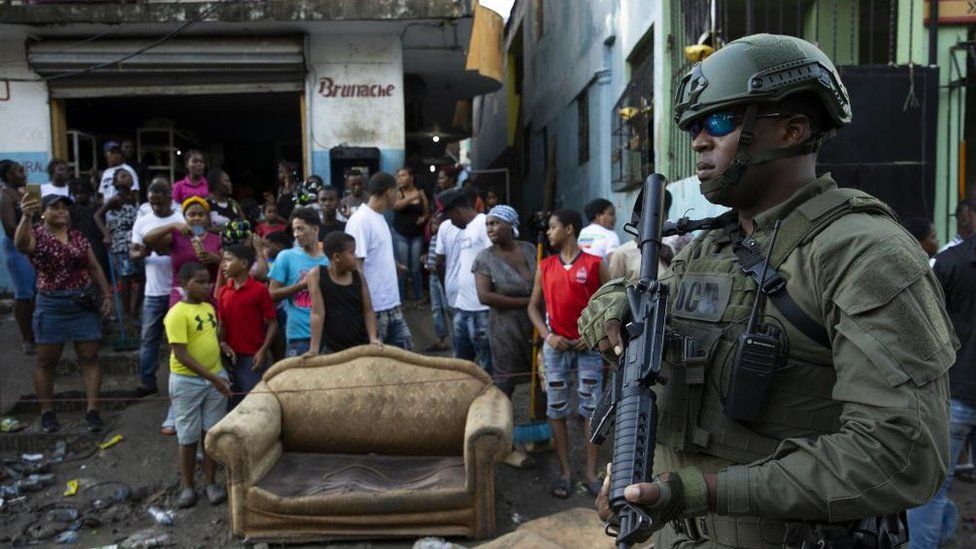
[463,386,512,538]
[205,382,282,485]
[463,386,513,485]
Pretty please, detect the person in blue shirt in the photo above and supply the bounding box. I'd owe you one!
[268,207,329,357]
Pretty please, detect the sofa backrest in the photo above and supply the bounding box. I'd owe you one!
[262,346,492,455]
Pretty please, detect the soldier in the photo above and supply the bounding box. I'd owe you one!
[582,34,956,548]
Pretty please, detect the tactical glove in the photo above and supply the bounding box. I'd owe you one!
[578,278,630,351]
[608,467,710,535]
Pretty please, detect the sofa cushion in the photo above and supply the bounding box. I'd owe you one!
[264,346,491,455]
[247,452,472,516]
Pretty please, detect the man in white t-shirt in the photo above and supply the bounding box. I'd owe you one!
[99,141,140,201]
[41,159,72,198]
[345,172,412,349]
[435,188,492,371]
[578,198,620,260]
[130,180,183,396]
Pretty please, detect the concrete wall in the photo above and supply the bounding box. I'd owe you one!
[473,0,660,234]
[0,38,52,295]
[0,39,52,184]
[305,34,405,184]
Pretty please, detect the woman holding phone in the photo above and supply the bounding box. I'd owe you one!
[143,196,222,308]
[16,192,113,433]
[0,160,36,355]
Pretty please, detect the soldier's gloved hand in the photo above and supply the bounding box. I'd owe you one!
[596,465,710,534]
[578,278,630,362]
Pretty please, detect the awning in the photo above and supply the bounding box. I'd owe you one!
[28,36,306,98]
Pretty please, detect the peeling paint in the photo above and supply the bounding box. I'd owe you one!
[0,0,471,26]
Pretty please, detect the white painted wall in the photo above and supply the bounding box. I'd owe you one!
[0,39,52,183]
[305,34,405,183]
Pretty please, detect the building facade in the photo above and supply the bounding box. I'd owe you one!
[472,0,972,245]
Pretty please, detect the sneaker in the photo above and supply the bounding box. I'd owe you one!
[40,411,60,433]
[86,410,103,433]
[21,342,36,356]
[133,385,158,398]
[205,483,227,505]
[177,487,198,508]
[423,340,451,352]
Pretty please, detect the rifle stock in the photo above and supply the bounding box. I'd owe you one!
[589,174,669,548]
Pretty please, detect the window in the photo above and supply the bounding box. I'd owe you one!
[534,0,544,41]
[612,32,653,191]
[578,87,589,165]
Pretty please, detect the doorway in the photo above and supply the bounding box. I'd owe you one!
[63,92,303,199]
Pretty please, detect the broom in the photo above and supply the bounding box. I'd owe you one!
[513,230,553,445]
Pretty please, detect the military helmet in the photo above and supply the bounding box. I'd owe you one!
[674,34,851,131]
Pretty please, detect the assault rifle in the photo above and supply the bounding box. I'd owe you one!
[589,173,671,548]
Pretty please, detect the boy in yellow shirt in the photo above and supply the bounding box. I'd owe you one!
[164,261,232,508]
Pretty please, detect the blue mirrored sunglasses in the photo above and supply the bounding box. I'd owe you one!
[687,111,784,139]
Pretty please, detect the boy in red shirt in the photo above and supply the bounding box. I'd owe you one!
[527,209,608,500]
[217,243,278,408]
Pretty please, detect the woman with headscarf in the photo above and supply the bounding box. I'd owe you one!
[16,193,112,433]
[0,160,36,354]
[472,205,541,467]
[143,196,222,308]
[472,205,536,394]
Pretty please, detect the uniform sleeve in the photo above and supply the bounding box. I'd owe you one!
[163,308,189,345]
[717,227,955,522]
[268,252,289,285]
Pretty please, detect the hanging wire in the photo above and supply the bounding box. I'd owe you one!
[888,0,897,64]
[869,0,875,63]
[779,0,785,33]
[815,0,821,44]
[903,0,920,110]
[831,0,839,60]
[796,0,802,37]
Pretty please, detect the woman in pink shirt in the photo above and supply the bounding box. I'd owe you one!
[171,150,209,204]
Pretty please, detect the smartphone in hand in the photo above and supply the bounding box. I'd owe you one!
[25,184,42,204]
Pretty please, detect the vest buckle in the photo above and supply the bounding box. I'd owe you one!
[760,271,787,295]
[671,517,709,541]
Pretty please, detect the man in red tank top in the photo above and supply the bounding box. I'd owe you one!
[528,209,608,499]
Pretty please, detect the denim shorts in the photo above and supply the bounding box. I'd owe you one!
[169,370,228,445]
[285,338,310,357]
[542,346,604,420]
[33,289,102,345]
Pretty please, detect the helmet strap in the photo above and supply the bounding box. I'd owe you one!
[699,106,836,203]
[699,104,759,202]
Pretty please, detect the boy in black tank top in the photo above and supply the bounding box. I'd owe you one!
[305,232,381,355]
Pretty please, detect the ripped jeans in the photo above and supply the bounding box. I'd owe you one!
[542,345,603,420]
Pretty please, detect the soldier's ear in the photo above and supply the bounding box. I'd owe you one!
[781,114,812,146]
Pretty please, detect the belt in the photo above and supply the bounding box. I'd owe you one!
[671,514,789,548]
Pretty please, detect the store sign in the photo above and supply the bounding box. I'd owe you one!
[925,0,976,24]
[317,77,396,98]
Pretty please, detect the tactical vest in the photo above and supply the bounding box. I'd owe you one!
[657,187,898,464]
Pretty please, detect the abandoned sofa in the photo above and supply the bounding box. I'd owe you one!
[205,345,513,542]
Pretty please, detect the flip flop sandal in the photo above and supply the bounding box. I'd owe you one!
[587,479,604,497]
[551,477,572,499]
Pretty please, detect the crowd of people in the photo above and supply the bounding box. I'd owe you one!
[2,138,670,508]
